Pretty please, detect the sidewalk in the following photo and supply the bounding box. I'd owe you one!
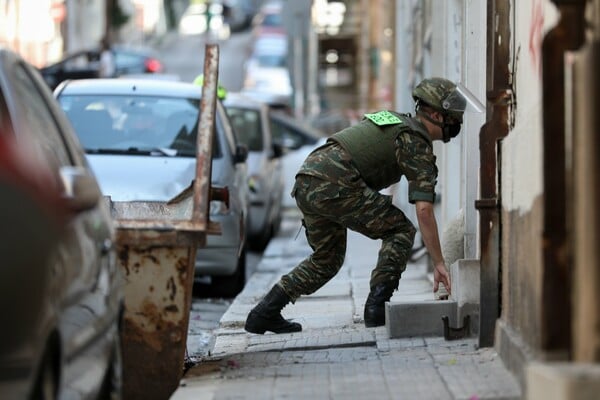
[172,208,522,400]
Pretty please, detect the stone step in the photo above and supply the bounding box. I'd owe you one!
[385,300,463,338]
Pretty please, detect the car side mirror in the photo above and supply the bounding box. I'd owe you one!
[271,142,284,158]
[59,166,102,212]
[234,144,248,164]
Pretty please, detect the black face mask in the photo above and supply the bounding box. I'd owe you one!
[416,108,462,142]
[442,123,462,142]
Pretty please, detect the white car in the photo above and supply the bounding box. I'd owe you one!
[242,34,291,105]
[224,92,284,250]
[55,78,250,297]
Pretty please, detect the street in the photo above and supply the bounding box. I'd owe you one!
[159,30,253,89]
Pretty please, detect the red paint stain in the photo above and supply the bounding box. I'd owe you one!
[529,0,545,76]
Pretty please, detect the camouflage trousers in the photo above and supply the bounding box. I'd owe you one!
[279,173,416,302]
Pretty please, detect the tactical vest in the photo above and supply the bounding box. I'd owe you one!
[329,111,431,190]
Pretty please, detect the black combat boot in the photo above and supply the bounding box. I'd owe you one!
[363,283,396,327]
[244,285,302,334]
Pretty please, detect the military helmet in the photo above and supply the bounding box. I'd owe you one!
[412,77,466,123]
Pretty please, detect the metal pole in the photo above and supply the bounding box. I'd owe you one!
[193,44,219,223]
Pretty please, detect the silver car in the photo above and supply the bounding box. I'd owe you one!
[0,48,123,399]
[269,111,327,208]
[55,78,250,297]
[224,92,284,250]
[242,33,292,108]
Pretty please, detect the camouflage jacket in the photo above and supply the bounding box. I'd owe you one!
[297,111,438,203]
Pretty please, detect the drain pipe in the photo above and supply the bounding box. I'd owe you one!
[475,0,511,348]
[540,0,585,352]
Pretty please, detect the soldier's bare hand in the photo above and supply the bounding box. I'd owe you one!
[433,263,451,296]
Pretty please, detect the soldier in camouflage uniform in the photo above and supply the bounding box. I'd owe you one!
[245,77,474,334]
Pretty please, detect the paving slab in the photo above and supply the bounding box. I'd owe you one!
[173,208,523,400]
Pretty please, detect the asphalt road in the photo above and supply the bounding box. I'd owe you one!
[187,249,262,360]
[158,29,253,88]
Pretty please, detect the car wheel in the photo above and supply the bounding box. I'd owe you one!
[213,245,246,298]
[98,335,122,400]
[249,225,272,252]
[33,347,58,400]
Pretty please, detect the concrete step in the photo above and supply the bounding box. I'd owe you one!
[384,258,481,340]
[385,300,464,338]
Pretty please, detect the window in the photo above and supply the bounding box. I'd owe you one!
[58,94,223,158]
[226,107,263,151]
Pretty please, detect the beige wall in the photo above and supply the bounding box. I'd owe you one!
[572,1,600,363]
[0,0,65,67]
[0,0,164,65]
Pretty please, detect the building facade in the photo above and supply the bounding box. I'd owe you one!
[383,0,600,396]
[0,0,164,67]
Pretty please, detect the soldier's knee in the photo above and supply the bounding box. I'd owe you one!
[312,252,344,273]
[324,261,343,281]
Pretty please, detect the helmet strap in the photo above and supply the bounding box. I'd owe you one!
[416,109,460,143]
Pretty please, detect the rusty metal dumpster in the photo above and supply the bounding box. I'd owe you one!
[109,45,223,400]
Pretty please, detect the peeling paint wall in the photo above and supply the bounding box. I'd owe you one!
[502,1,557,215]
[392,0,599,382]
[572,0,600,363]
[499,0,600,387]
[496,0,561,372]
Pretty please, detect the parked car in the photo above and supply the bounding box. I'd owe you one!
[39,44,164,89]
[0,47,123,399]
[54,78,250,297]
[224,92,284,250]
[251,0,286,37]
[242,33,292,108]
[269,111,328,208]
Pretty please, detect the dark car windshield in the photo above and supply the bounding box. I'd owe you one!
[57,94,221,158]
